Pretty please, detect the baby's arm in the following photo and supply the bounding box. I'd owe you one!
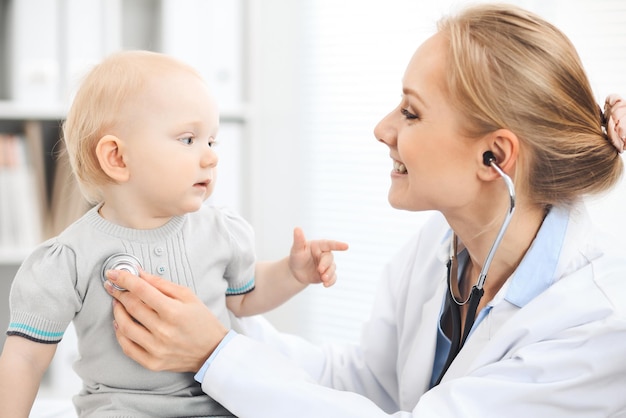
[0,336,56,417]
[227,227,348,317]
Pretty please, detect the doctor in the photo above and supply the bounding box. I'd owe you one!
[105,3,626,417]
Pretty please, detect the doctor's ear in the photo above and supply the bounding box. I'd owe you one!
[96,135,129,182]
[478,129,518,179]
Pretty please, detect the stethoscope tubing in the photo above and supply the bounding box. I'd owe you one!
[434,157,516,386]
[476,158,516,290]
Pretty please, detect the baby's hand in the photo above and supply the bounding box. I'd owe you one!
[288,227,349,287]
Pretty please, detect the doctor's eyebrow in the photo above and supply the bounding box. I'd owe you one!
[402,86,429,109]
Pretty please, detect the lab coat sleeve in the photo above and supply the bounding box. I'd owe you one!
[203,313,626,418]
[203,231,436,418]
[206,217,447,417]
[202,333,412,418]
[228,263,402,411]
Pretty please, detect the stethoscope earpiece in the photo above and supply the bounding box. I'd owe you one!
[483,150,496,166]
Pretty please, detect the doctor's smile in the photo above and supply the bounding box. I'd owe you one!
[393,160,407,174]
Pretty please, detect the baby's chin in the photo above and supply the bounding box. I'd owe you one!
[176,200,206,215]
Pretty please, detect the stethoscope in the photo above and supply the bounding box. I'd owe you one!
[433,151,516,386]
[100,253,143,291]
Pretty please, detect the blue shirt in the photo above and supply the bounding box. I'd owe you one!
[429,206,569,387]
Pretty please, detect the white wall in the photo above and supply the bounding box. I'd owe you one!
[243,0,311,331]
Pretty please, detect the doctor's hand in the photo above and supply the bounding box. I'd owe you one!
[289,227,349,288]
[104,269,226,373]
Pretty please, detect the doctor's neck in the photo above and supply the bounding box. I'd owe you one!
[453,203,547,302]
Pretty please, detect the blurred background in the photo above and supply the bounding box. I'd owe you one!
[1,0,625,411]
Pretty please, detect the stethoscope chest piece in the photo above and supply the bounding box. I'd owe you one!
[101,253,143,291]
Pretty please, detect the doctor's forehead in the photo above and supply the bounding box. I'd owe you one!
[401,34,449,105]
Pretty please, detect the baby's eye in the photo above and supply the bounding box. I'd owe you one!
[208,137,217,148]
[179,136,194,145]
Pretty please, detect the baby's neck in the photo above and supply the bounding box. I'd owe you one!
[97,202,174,230]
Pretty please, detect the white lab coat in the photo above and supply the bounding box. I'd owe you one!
[202,206,626,417]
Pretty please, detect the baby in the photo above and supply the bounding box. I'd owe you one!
[0,50,348,417]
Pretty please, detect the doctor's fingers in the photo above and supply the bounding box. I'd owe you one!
[110,295,190,372]
[105,274,161,331]
[111,307,164,371]
[106,268,192,316]
[106,284,163,342]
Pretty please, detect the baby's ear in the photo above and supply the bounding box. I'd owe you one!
[96,135,129,182]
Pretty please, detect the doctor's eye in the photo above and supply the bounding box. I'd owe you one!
[401,108,420,120]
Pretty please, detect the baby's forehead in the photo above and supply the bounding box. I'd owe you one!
[121,67,218,116]
[141,64,210,95]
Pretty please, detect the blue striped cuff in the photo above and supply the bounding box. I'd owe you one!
[226,278,255,295]
[7,322,64,343]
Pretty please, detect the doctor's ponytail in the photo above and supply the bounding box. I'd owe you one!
[437,4,623,208]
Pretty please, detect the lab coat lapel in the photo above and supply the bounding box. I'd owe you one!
[399,231,451,406]
[399,278,447,406]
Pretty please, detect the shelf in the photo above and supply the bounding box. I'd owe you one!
[0,101,67,121]
[219,104,249,124]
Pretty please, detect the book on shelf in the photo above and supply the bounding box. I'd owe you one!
[0,123,90,258]
[0,132,46,250]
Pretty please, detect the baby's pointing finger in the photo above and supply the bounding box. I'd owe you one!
[317,240,349,253]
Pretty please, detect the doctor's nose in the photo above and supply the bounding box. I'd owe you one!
[374,110,397,147]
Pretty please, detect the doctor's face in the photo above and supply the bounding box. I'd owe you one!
[374,33,481,214]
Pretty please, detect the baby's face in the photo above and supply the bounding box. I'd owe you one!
[117,68,220,218]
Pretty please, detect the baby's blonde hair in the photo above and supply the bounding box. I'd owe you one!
[62,50,203,203]
[437,4,622,207]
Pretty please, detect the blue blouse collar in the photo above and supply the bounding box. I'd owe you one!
[503,206,569,307]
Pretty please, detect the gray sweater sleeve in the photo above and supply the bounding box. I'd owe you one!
[219,206,257,295]
[7,238,81,343]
